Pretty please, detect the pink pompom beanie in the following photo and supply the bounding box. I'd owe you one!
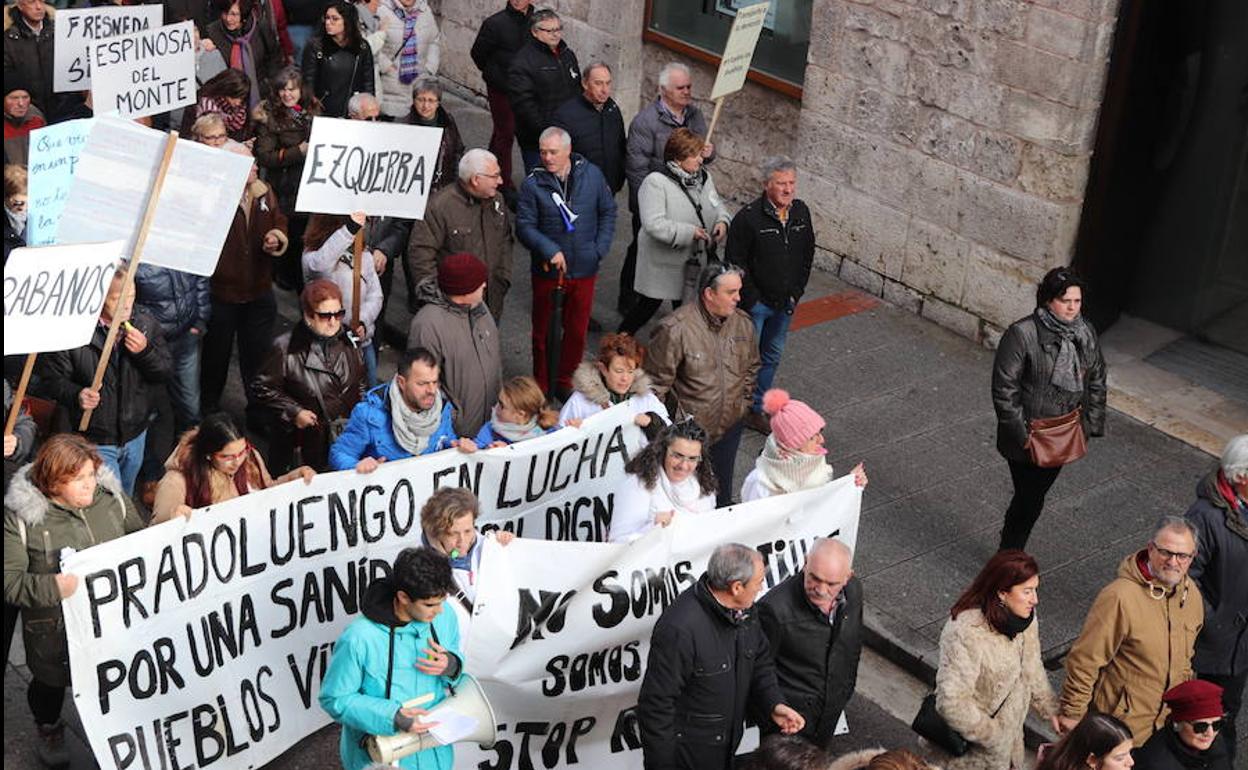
[762,389,825,451]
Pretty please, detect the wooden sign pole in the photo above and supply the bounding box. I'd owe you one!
[4,352,37,436]
[705,98,725,145]
[78,131,180,432]
[351,228,364,330]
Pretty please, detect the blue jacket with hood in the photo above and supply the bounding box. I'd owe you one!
[329,382,457,470]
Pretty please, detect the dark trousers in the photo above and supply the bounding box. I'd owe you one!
[709,421,745,507]
[999,459,1062,551]
[201,292,277,414]
[29,679,65,726]
[618,209,642,311]
[531,274,596,395]
[486,86,517,189]
[277,214,309,291]
[1198,670,1245,757]
[619,296,679,336]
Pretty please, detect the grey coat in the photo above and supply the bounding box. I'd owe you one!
[625,97,711,210]
[634,169,731,302]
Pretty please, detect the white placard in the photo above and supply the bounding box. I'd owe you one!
[3,243,124,355]
[295,117,444,219]
[54,6,163,92]
[55,118,254,276]
[710,0,771,100]
[90,21,196,120]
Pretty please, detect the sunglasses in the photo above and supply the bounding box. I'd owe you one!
[1190,719,1224,734]
[314,309,347,320]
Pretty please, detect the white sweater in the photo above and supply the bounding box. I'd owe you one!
[302,226,382,342]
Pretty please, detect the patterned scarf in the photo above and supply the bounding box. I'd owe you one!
[395,5,421,85]
[223,16,260,109]
[1034,307,1094,394]
[752,434,835,495]
[199,95,247,133]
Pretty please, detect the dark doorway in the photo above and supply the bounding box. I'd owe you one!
[1073,0,1248,354]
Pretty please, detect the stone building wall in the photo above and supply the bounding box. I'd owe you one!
[797,0,1120,344]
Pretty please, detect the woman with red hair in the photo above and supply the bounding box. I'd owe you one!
[933,550,1060,770]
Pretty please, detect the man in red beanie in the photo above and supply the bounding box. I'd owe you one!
[1135,679,1233,769]
[407,253,502,437]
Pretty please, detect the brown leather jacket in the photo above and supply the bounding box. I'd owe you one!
[210,180,289,304]
[253,321,365,470]
[645,301,759,444]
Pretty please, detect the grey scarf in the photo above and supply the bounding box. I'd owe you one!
[489,406,546,444]
[389,378,442,455]
[1035,307,1092,394]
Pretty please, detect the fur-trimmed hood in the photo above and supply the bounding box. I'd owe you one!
[4,461,124,528]
[570,361,656,406]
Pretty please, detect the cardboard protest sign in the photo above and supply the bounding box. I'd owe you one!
[3,243,123,355]
[56,117,254,276]
[54,6,163,93]
[26,119,93,246]
[710,0,771,100]
[295,117,444,219]
[90,21,196,120]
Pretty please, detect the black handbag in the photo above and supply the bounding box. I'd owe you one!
[911,693,970,756]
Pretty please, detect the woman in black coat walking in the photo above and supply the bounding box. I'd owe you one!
[990,267,1107,551]
[301,0,374,118]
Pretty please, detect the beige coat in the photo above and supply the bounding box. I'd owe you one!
[935,609,1058,770]
[633,168,731,301]
[1059,551,1204,746]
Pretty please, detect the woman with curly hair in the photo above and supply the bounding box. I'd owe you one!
[607,419,717,543]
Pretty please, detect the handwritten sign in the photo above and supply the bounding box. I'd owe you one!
[54,6,163,92]
[295,117,444,219]
[90,22,196,120]
[710,1,771,100]
[3,243,123,355]
[26,119,94,246]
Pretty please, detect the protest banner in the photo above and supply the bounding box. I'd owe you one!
[26,119,93,246]
[60,406,645,770]
[90,21,197,120]
[295,117,444,219]
[56,117,254,277]
[707,0,771,140]
[54,6,163,92]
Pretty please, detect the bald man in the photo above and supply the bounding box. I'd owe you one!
[757,539,864,749]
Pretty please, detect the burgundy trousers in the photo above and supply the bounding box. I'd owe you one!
[531,273,596,393]
[486,86,517,189]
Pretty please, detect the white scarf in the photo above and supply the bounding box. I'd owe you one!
[489,405,546,444]
[655,470,716,516]
[753,434,835,495]
[389,378,442,455]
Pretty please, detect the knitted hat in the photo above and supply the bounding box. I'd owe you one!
[437,252,488,297]
[1162,680,1224,722]
[762,389,825,451]
[4,76,32,99]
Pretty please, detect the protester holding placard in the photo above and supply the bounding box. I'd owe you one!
[201,143,289,420]
[301,0,374,118]
[418,487,516,607]
[33,267,172,495]
[607,419,717,543]
[376,0,439,121]
[742,389,866,502]
[2,0,54,115]
[3,81,46,166]
[205,0,284,108]
[559,332,668,431]
[149,412,315,523]
[403,78,463,192]
[3,164,27,263]
[302,210,383,384]
[3,434,146,767]
[181,66,255,141]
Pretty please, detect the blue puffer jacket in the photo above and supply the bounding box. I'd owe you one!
[516,153,617,279]
[134,263,211,338]
[329,383,457,470]
[319,577,465,770]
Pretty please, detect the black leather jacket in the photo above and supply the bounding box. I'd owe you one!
[301,36,374,118]
[991,312,1107,462]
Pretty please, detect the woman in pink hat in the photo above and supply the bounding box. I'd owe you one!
[741,389,866,502]
[1134,679,1232,769]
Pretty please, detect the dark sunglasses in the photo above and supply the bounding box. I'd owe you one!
[315,309,346,320]
[1190,719,1224,734]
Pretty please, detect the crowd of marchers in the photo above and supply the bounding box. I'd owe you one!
[4,1,1247,769]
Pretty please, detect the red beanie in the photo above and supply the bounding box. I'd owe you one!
[1162,680,1225,722]
[437,252,488,297]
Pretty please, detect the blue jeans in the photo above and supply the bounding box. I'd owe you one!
[98,430,147,496]
[168,333,202,434]
[362,342,378,387]
[750,300,794,412]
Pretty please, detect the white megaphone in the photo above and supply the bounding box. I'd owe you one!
[365,674,498,764]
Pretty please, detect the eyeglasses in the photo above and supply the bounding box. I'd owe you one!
[213,442,252,463]
[536,25,562,33]
[1190,719,1224,734]
[474,172,503,180]
[1150,542,1195,563]
[314,309,346,320]
[668,450,702,466]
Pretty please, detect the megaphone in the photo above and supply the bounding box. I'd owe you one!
[365,674,498,764]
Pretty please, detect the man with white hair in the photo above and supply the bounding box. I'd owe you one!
[758,538,864,749]
[406,149,514,319]
[1186,434,1248,758]
[516,126,615,398]
[346,92,381,121]
[619,62,716,315]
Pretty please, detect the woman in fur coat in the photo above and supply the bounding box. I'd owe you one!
[935,550,1060,770]
[558,332,668,436]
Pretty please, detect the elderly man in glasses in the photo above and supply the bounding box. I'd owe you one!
[506,8,581,174]
[1059,515,1206,745]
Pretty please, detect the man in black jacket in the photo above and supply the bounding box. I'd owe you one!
[1185,435,1248,759]
[471,0,533,194]
[552,61,626,194]
[758,538,863,749]
[506,8,580,175]
[3,0,54,115]
[34,268,171,495]
[725,156,815,435]
[639,543,805,770]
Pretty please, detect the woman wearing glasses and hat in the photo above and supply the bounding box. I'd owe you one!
[1134,679,1232,769]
